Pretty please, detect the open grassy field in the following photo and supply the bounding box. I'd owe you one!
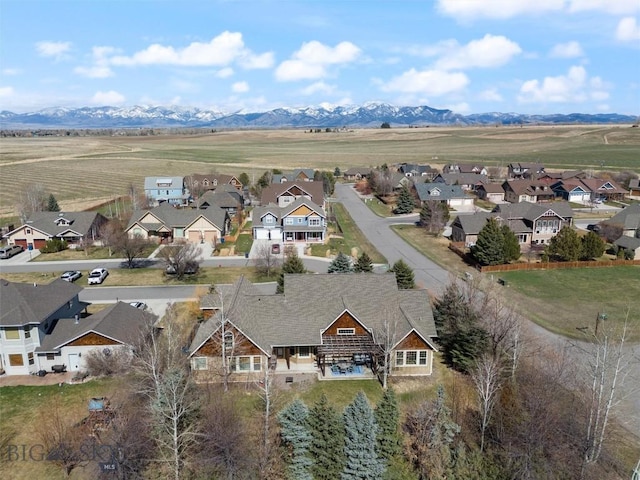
[1,125,638,217]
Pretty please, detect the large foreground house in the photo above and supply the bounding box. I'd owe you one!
[0,280,154,376]
[189,274,438,382]
[126,203,229,245]
[450,201,574,249]
[252,197,326,243]
[4,212,107,250]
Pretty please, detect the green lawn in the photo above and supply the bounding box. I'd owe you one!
[364,197,394,217]
[327,203,386,264]
[499,266,640,341]
[31,245,157,262]
[235,233,253,254]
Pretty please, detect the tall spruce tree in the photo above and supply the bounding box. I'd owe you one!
[581,230,605,260]
[277,399,313,480]
[548,226,582,261]
[501,224,521,262]
[342,392,385,479]
[328,252,353,273]
[308,394,345,480]
[353,252,373,273]
[472,217,506,266]
[394,185,415,214]
[276,250,306,293]
[46,193,61,212]
[390,259,415,289]
[374,388,401,462]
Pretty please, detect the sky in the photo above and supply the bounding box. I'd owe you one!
[1,0,639,116]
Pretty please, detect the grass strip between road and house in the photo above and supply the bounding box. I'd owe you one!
[329,202,386,264]
[363,197,394,217]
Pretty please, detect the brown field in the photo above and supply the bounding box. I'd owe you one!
[1,125,639,217]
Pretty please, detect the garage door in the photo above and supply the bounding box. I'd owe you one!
[14,239,27,248]
[203,230,217,243]
[254,228,269,240]
[34,239,47,249]
[188,231,201,243]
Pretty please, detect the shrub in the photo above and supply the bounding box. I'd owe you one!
[83,347,131,376]
[40,238,68,253]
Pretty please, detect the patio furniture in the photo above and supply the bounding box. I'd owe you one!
[51,364,67,373]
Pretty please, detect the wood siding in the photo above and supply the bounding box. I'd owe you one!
[66,332,121,347]
[195,325,262,357]
[396,331,431,350]
[289,204,313,216]
[323,311,369,336]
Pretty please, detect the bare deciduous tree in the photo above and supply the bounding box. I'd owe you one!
[114,232,152,268]
[159,243,202,279]
[254,242,280,278]
[470,354,503,453]
[375,311,398,390]
[255,366,281,480]
[16,183,48,222]
[36,399,85,476]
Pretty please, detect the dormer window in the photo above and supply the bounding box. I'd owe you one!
[203,179,209,186]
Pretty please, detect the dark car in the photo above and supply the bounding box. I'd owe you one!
[586,224,601,232]
[271,243,281,254]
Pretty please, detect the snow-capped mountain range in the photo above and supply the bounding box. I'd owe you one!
[0,103,636,129]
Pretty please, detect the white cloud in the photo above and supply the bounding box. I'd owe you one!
[568,0,640,15]
[518,65,610,104]
[275,41,361,81]
[232,81,249,93]
[479,89,504,102]
[616,17,640,42]
[434,35,522,70]
[549,41,584,58]
[36,41,72,59]
[0,86,15,97]
[437,0,564,20]
[2,68,21,76]
[380,69,469,96]
[300,81,336,95]
[446,102,471,114]
[109,31,272,69]
[74,65,113,78]
[217,67,234,78]
[90,90,126,106]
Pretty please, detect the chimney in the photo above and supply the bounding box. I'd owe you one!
[74,314,80,325]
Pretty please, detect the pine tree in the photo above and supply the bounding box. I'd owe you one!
[353,252,373,273]
[277,250,306,293]
[581,230,605,260]
[334,167,341,178]
[328,252,353,273]
[308,394,345,480]
[374,388,401,462]
[342,392,385,479]
[472,217,505,266]
[46,193,60,212]
[390,259,415,289]
[501,224,521,263]
[394,185,415,214]
[278,399,313,480]
[548,226,582,261]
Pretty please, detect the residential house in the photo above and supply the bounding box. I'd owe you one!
[552,177,627,203]
[260,180,325,209]
[537,170,586,185]
[613,236,640,259]
[629,179,640,197]
[272,169,315,183]
[605,203,640,237]
[185,173,243,193]
[443,163,488,175]
[4,211,107,250]
[144,176,189,206]
[476,183,505,204]
[398,163,439,179]
[0,278,87,375]
[450,201,573,248]
[503,179,555,203]
[391,172,414,192]
[252,197,326,243]
[413,183,475,211]
[189,274,438,382]
[579,178,627,201]
[126,203,229,245]
[508,162,545,179]
[343,167,373,181]
[35,302,154,373]
[195,188,243,216]
[433,173,489,191]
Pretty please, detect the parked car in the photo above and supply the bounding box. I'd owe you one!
[271,243,281,254]
[0,245,24,259]
[87,268,109,285]
[129,301,147,310]
[61,270,82,282]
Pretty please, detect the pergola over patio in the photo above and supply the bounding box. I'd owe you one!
[316,335,382,376]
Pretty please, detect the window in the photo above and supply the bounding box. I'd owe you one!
[396,351,404,366]
[406,351,417,365]
[46,353,55,361]
[337,328,355,335]
[419,351,428,365]
[193,357,207,370]
[26,228,32,234]
[230,356,261,372]
[28,352,34,365]
[238,357,251,371]
[297,218,303,224]
[253,356,261,371]
[298,346,310,358]
[9,354,23,366]
[223,332,234,352]
[308,217,320,226]
[396,350,429,367]
[264,215,275,224]
[24,327,31,339]
[5,328,20,340]
[284,218,294,225]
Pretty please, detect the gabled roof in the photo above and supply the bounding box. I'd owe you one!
[478,182,505,194]
[260,180,325,205]
[144,176,184,190]
[197,190,241,209]
[252,204,281,225]
[190,274,436,356]
[434,173,488,186]
[630,179,640,189]
[400,163,433,174]
[0,278,82,327]
[127,203,228,232]
[281,197,326,218]
[6,211,106,238]
[614,235,640,250]
[414,182,471,201]
[493,201,573,221]
[580,178,626,194]
[503,179,553,196]
[607,204,640,230]
[343,167,373,176]
[36,302,155,352]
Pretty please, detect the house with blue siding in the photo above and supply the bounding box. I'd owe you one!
[253,197,326,243]
[144,176,189,206]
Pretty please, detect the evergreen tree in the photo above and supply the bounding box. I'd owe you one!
[328,252,353,273]
[308,394,345,480]
[433,282,488,373]
[334,166,341,178]
[353,252,373,273]
[472,217,505,266]
[581,231,605,260]
[374,388,401,462]
[394,185,415,214]
[238,172,250,187]
[390,259,415,289]
[501,224,521,262]
[46,193,60,212]
[276,250,306,294]
[278,399,313,480]
[548,226,582,261]
[342,392,385,479]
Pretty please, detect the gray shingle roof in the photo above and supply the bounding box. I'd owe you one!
[260,181,325,205]
[0,278,82,327]
[190,274,436,357]
[614,235,640,250]
[8,211,105,238]
[414,183,471,202]
[607,204,640,230]
[127,203,228,232]
[435,173,488,186]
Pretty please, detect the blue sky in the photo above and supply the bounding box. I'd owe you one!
[1,0,639,115]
